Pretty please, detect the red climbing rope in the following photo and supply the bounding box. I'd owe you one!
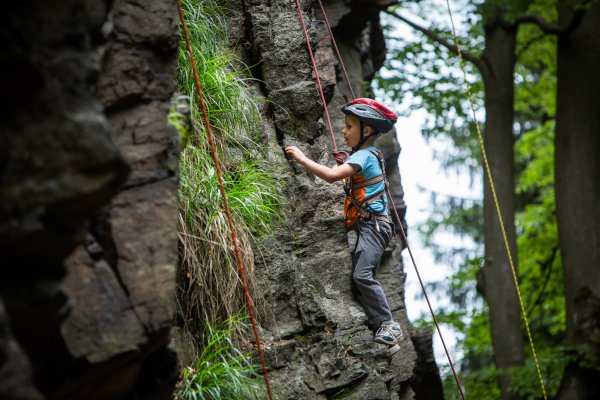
[294,0,338,155]
[177,2,274,399]
[315,0,356,99]
[294,2,466,399]
[386,187,467,400]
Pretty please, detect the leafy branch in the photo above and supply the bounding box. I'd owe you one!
[383,9,485,72]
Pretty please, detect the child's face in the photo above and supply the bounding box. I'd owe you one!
[343,115,362,148]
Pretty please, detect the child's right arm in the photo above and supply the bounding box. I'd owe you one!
[284,146,356,183]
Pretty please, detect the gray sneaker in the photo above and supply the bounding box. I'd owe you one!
[374,322,404,345]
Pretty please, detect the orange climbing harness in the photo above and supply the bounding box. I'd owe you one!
[177,2,274,399]
[343,149,392,229]
[295,1,467,399]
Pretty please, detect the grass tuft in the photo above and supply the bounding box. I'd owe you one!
[177,0,264,146]
[175,0,281,351]
[174,316,264,400]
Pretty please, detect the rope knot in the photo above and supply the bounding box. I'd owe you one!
[332,150,349,165]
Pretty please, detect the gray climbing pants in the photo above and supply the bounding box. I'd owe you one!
[348,218,394,331]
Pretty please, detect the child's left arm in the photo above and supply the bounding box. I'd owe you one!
[285,146,356,183]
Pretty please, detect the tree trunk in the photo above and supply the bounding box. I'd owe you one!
[477,12,526,400]
[555,2,600,399]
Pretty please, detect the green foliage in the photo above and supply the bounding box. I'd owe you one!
[481,0,533,23]
[177,0,263,144]
[463,367,501,400]
[515,122,565,337]
[177,0,281,233]
[505,346,573,399]
[225,160,282,236]
[377,0,485,176]
[434,305,502,400]
[179,144,280,237]
[509,6,568,394]
[378,0,569,398]
[378,1,487,303]
[175,317,265,400]
[169,95,193,148]
[175,0,281,353]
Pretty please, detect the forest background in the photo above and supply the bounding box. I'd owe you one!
[375,0,600,399]
[1,0,594,398]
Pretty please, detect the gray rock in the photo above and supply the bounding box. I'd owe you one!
[228,1,420,396]
[0,0,179,398]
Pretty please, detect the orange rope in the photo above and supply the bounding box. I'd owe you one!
[177,2,273,399]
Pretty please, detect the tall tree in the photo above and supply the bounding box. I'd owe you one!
[382,1,571,397]
[554,1,600,398]
[384,2,527,397]
[476,7,524,399]
[513,1,600,395]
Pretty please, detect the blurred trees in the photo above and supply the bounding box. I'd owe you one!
[378,0,600,398]
[554,1,600,398]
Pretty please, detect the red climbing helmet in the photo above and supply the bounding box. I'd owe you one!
[341,98,398,133]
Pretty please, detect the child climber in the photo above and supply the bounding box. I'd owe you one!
[285,98,404,345]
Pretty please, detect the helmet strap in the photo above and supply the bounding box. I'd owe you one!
[353,121,367,152]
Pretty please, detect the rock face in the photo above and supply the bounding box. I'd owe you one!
[411,327,445,400]
[0,0,438,398]
[0,0,180,399]
[226,0,418,398]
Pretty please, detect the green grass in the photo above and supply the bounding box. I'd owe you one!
[175,0,281,351]
[174,316,265,400]
[177,0,263,145]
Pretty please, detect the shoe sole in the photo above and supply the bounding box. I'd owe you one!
[373,337,398,345]
[385,344,401,356]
